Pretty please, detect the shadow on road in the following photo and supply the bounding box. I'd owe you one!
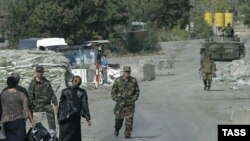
[207,89,224,91]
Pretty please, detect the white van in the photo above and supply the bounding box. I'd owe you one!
[18,37,68,51]
[37,38,68,51]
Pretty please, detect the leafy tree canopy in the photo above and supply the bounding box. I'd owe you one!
[3,0,192,50]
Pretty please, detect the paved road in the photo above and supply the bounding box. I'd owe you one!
[82,37,250,141]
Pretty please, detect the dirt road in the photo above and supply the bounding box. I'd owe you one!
[83,38,250,141]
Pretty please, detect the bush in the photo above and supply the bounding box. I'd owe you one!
[142,27,158,52]
[191,17,211,39]
[157,27,189,41]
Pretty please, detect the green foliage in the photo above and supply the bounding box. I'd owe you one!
[30,2,64,37]
[190,0,232,12]
[0,0,9,14]
[4,0,134,45]
[192,20,210,39]
[209,0,231,12]
[142,27,158,52]
[105,0,129,29]
[5,0,38,48]
[238,0,250,27]
[3,0,193,52]
[157,27,189,42]
[146,0,192,29]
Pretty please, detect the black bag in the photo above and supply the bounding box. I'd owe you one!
[26,122,50,141]
[26,128,35,141]
[57,91,77,123]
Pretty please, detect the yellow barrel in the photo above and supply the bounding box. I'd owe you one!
[204,12,213,27]
[224,12,233,26]
[214,13,224,27]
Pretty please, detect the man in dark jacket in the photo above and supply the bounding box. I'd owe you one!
[58,76,91,141]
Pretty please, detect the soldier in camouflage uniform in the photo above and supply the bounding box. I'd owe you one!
[224,23,234,37]
[199,54,216,91]
[111,66,140,139]
[28,65,58,130]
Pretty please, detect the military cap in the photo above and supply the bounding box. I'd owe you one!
[36,65,44,72]
[123,66,131,72]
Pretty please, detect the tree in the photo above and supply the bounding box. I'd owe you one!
[4,0,192,51]
[5,0,39,47]
[238,0,250,27]
[146,0,192,29]
[105,0,129,32]
[5,0,132,45]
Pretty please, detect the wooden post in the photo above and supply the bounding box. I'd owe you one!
[95,63,100,88]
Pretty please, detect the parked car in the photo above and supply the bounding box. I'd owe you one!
[18,37,68,51]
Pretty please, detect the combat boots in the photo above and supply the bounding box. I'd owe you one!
[114,119,123,137]
[207,86,210,91]
[125,133,131,139]
[203,80,207,91]
[125,135,130,139]
[114,130,119,137]
[207,80,211,91]
[204,86,207,90]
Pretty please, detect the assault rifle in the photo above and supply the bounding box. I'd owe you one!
[199,70,203,79]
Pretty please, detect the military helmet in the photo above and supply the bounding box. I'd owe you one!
[36,65,44,72]
[123,66,131,72]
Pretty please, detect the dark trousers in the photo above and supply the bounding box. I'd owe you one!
[4,118,25,141]
[59,115,81,141]
[102,68,108,83]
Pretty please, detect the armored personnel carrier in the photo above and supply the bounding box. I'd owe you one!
[200,34,245,64]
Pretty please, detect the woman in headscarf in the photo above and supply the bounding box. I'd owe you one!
[0,77,34,141]
[58,76,91,141]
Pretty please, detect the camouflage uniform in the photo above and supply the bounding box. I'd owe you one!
[111,66,140,138]
[224,23,234,37]
[28,77,58,129]
[200,56,216,91]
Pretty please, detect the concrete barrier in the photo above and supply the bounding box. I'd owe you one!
[117,58,174,81]
[143,64,156,81]
[139,59,174,76]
